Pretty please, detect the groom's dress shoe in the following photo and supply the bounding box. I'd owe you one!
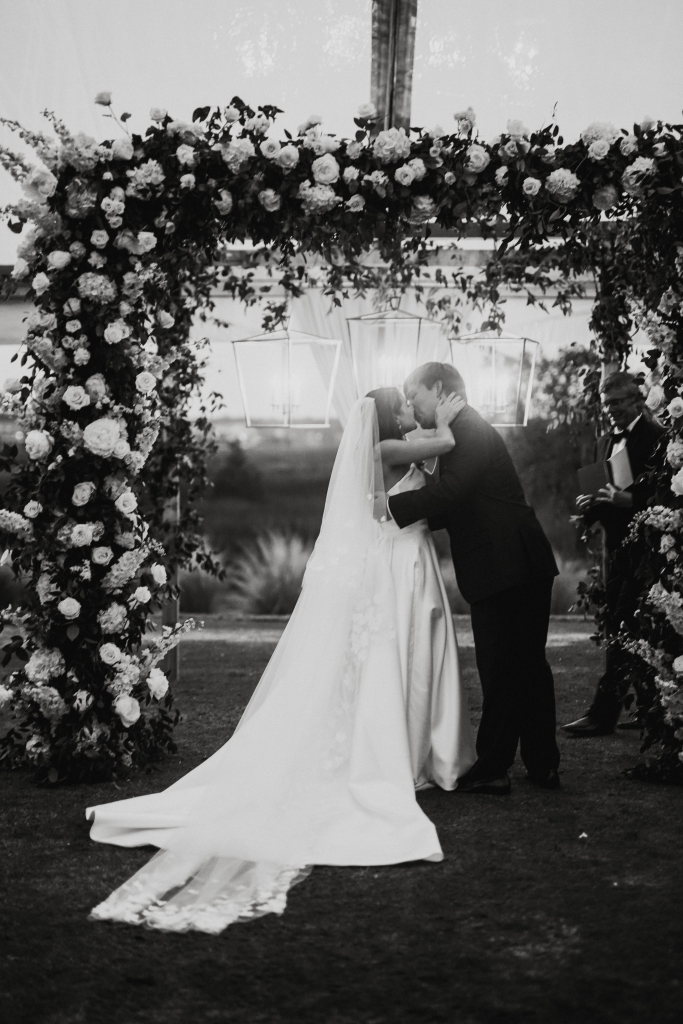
[457,773,511,795]
[526,768,561,790]
[561,715,613,737]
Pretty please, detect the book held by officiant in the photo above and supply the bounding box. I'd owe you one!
[577,446,634,496]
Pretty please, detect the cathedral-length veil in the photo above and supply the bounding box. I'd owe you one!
[87,399,447,934]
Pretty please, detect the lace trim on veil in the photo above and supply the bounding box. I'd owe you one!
[89,850,311,934]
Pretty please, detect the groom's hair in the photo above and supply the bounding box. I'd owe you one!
[366,387,403,441]
[406,362,467,401]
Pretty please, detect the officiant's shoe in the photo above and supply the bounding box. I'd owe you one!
[457,773,511,795]
[526,768,561,790]
[561,715,613,737]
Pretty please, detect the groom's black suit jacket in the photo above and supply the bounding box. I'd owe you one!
[388,405,558,605]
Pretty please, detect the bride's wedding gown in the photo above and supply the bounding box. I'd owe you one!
[87,400,475,934]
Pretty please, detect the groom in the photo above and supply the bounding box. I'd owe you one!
[387,362,561,794]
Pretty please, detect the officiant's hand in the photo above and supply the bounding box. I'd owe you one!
[596,484,633,508]
[435,393,466,427]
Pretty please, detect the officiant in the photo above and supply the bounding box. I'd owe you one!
[563,371,666,737]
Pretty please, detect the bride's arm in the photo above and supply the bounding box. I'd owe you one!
[380,394,465,466]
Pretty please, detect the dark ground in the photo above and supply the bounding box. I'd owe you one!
[1,632,682,1024]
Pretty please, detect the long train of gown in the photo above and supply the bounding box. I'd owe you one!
[86,463,475,933]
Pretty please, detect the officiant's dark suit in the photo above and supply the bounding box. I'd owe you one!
[389,400,560,786]
[573,407,666,732]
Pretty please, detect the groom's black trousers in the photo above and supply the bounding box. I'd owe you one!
[467,576,560,780]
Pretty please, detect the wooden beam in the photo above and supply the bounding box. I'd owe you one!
[371,0,418,131]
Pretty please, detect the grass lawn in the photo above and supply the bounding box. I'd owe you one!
[1,633,682,1024]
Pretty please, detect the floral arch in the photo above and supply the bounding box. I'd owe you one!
[1,97,682,783]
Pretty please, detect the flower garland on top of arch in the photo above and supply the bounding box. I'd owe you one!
[0,93,682,782]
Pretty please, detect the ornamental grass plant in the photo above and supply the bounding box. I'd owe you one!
[229,531,313,615]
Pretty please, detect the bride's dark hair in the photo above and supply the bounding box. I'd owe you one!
[366,387,403,442]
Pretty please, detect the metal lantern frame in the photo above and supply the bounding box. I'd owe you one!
[232,327,342,428]
[346,306,450,399]
[452,329,539,427]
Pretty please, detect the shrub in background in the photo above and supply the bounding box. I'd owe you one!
[229,531,313,615]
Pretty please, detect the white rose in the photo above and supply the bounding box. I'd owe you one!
[150,107,167,121]
[311,153,340,185]
[357,101,377,119]
[671,468,683,496]
[111,137,134,160]
[157,311,175,329]
[620,134,638,156]
[71,524,94,546]
[495,167,508,186]
[32,273,50,296]
[258,189,281,212]
[588,138,611,161]
[103,319,131,345]
[176,144,196,166]
[83,418,120,457]
[522,176,542,196]
[180,173,195,190]
[150,563,167,585]
[134,585,151,603]
[346,141,362,160]
[90,230,109,249]
[112,439,131,459]
[95,91,112,105]
[135,371,156,395]
[407,158,426,181]
[640,115,656,132]
[465,144,490,173]
[298,113,323,135]
[114,694,140,728]
[667,397,683,419]
[394,165,415,186]
[58,597,81,620]
[25,430,53,460]
[22,166,58,202]
[85,374,107,400]
[672,655,683,674]
[214,189,233,215]
[11,257,29,280]
[343,166,359,183]
[275,145,300,170]
[72,482,96,507]
[99,642,122,665]
[260,138,280,160]
[24,500,42,518]
[147,666,169,699]
[223,105,240,123]
[92,546,114,565]
[115,491,137,515]
[47,251,72,271]
[63,385,91,410]
[3,377,22,394]
[506,119,529,139]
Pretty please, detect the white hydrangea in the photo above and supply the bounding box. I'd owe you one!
[98,601,129,634]
[545,168,580,203]
[25,647,66,683]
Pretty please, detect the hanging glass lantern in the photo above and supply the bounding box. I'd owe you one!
[451,329,539,427]
[232,328,341,428]
[346,303,451,398]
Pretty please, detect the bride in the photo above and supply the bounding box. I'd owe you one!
[87,389,476,934]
